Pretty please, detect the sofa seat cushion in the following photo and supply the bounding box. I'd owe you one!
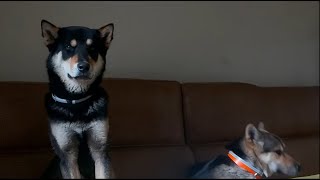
[111,146,195,178]
[42,145,195,179]
[0,149,54,178]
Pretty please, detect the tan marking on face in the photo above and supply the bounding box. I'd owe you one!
[70,39,77,47]
[260,151,299,176]
[279,153,298,168]
[86,39,93,46]
[242,136,272,176]
[276,152,300,176]
[88,57,96,66]
[69,55,78,69]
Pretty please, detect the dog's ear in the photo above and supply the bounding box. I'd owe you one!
[41,20,59,46]
[258,122,265,131]
[98,23,114,48]
[245,124,261,143]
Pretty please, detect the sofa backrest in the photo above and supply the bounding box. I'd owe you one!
[182,82,319,145]
[0,82,50,150]
[0,79,318,150]
[260,87,319,137]
[182,82,264,144]
[101,78,185,147]
[0,78,186,150]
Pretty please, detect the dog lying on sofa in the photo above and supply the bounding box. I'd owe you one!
[191,122,301,179]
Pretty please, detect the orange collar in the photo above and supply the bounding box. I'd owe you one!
[228,151,264,179]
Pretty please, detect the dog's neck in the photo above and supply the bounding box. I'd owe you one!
[228,150,264,179]
[226,138,267,178]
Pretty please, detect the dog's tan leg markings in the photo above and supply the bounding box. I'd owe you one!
[95,161,106,179]
[50,122,81,179]
[67,154,82,179]
[87,120,112,179]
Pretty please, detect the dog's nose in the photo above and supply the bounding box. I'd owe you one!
[77,62,90,73]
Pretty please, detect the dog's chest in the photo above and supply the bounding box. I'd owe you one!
[61,122,91,134]
[51,121,94,136]
[46,94,107,123]
[211,164,256,179]
[50,120,108,142]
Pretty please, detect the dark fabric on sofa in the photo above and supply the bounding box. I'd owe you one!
[102,79,185,146]
[0,79,318,178]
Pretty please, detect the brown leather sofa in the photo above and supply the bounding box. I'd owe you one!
[0,78,318,178]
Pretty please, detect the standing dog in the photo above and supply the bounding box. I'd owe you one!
[41,20,114,179]
[191,122,301,179]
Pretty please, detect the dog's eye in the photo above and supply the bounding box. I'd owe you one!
[275,150,282,155]
[65,45,73,50]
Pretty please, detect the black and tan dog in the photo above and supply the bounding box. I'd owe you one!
[191,122,301,179]
[40,20,114,179]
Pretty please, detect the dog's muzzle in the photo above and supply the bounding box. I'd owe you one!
[77,62,90,73]
[67,61,91,80]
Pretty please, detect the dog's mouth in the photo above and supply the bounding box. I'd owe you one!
[68,73,91,80]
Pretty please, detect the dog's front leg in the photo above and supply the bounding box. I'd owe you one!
[50,123,81,179]
[87,120,113,179]
[59,150,81,179]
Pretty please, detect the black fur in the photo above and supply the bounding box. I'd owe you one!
[45,87,108,123]
[40,20,114,179]
[45,25,108,100]
[189,139,244,178]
